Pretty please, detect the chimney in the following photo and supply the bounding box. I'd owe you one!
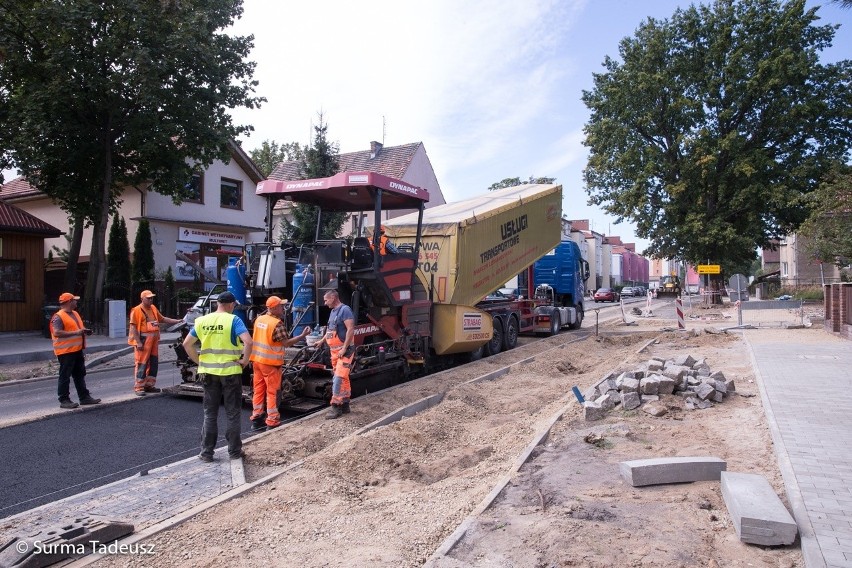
[370,141,383,159]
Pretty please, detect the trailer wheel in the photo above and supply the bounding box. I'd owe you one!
[484,318,503,356]
[502,316,519,351]
[569,306,583,330]
[549,310,561,336]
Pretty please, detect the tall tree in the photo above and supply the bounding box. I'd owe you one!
[250,140,304,177]
[106,215,131,305]
[0,0,263,318]
[798,164,852,268]
[280,114,347,245]
[488,176,556,191]
[582,0,852,275]
[132,219,155,298]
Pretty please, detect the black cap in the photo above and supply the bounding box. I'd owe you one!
[217,291,237,304]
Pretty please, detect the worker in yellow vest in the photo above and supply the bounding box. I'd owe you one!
[249,296,311,431]
[182,291,252,462]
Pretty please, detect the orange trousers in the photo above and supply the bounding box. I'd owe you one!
[133,336,159,392]
[251,361,282,426]
[328,337,352,406]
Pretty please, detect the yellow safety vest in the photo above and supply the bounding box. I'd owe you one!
[250,314,285,366]
[195,312,243,376]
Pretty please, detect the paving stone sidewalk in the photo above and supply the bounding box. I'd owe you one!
[745,331,852,568]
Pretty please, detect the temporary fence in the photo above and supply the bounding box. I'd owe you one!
[735,300,805,328]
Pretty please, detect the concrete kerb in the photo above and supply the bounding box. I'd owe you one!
[743,334,821,568]
[425,396,573,566]
[0,339,179,389]
[63,334,591,566]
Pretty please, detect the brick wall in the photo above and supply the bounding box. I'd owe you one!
[824,283,852,340]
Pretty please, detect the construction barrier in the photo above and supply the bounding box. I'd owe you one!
[676,297,685,330]
[736,299,805,328]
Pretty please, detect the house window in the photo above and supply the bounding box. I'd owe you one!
[0,259,25,302]
[220,178,242,210]
[781,262,788,277]
[184,173,204,203]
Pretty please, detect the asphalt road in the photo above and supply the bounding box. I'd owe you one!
[0,393,263,519]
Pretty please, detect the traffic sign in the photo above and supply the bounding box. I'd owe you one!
[697,264,721,274]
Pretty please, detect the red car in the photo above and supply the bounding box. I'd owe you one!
[594,287,620,303]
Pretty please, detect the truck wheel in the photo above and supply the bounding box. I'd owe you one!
[549,311,561,336]
[484,318,503,356]
[502,316,519,351]
[460,345,484,363]
[569,306,583,330]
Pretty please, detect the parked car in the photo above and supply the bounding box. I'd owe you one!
[621,286,636,297]
[594,287,620,303]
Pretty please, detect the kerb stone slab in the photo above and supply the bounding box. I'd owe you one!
[620,456,727,487]
[721,471,798,546]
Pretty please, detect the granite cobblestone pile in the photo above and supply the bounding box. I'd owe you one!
[582,354,737,421]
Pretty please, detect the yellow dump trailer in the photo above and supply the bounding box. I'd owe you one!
[383,184,563,307]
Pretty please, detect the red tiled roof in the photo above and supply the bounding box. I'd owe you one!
[0,176,42,200]
[0,199,62,236]
[269,142,421,182]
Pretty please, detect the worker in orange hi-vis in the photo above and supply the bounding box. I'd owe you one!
[249,296,311,431]
[129,290,183,396]
[369,226,399,256]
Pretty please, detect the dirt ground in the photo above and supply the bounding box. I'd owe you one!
[82,314,812,568]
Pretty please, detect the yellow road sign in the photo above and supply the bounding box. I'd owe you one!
[697,264,721,274]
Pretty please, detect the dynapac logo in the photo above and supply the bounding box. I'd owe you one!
[284,181,325,189]
[390,181,419,195]
[354,324,381,336]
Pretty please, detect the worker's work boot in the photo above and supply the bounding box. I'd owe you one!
[325,405,343,420]
[341,402,351,414]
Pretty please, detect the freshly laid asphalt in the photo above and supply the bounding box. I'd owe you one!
[0,324,850,568]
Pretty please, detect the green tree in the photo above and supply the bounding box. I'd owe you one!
[106,215,131,305]
[0,0,263,318]
[488,176,556,191]
[163,266,176,318]
[250,140,304,177]
[132,219,155,298]
[582,0,852,275]
[798,164,852,268]
[280,113,347,245]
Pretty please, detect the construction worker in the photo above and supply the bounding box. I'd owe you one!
[249,296,311,431]
[370,226,399,256]
[313,289,355,419]
[51,292,101,409]
[182,291,252,462]
[129,290,183,396]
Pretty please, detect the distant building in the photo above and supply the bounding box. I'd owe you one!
[268,141,446,239]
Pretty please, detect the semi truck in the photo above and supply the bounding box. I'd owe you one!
[384,183,585,357]
[531,239,590,330]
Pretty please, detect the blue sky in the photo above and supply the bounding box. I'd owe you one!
[4,1,849,253]
[225,0,851,253]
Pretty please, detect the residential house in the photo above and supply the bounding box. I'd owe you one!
[569,221,607,291]
[770,234,844,287]
[267,141,446,239]
[0,199,62,331]
[608,236,649,288]
[0,141,266,302]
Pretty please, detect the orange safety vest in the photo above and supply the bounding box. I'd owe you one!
[249,314,285,366]
[369,235,389,256]
[129,304,162,345]
[51,310,84,355]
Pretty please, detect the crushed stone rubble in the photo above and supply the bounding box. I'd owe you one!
[582,353,737,420]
